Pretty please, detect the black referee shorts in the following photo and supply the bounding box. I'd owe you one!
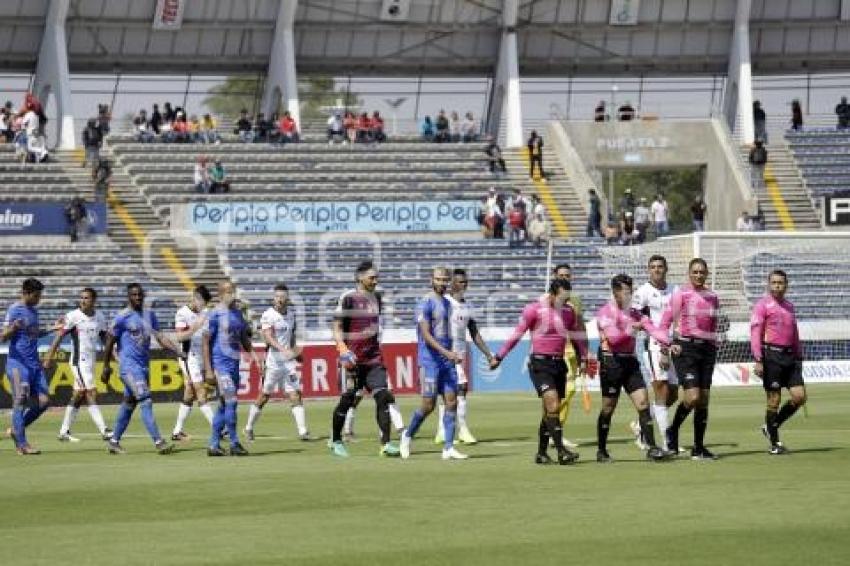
[672,339,717,390]
[599,352,645,398]
[762,347,804,391]
[341,363,389,393]
[528,356,567,398]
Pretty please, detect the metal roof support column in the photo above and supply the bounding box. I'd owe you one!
[33,0,75,149]
[263,0,300,125]
[722,0,754,144]
[486,0,523,147]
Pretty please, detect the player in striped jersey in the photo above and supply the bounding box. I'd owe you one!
[245,284,310,441]
[171,285,214,441]
[44,287,110,442]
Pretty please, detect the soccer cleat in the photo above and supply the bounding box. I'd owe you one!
[769,442,789,455]
[101,428,113,441]
[207,446,226,457]
[596,449,614,464]
[647,446,673,462]
[58,432,81,443]
[534,453,554,465]
[171,431,190,442]
[665,427,679,454]
[691,447,719,461]
[400,432,412,459]
[442,447,469,460]
[433,430,445,445]
[458,426,478,445]
[630,421,649,450]
[16,444,41,455]
[229,443,249,456]
[298,431,312,442]
[558,449,580,465]
[107,439,125,454]
[380,442,401,457]
[245,429,255,442]
[155,440,175,455]
[330,440,350,458]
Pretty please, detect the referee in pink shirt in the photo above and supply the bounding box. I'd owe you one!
[750,270,807,455]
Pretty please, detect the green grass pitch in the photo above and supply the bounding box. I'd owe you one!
[2,384,849,566]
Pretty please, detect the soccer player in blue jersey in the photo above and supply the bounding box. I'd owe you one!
[1,278,58,455]
[101,283,193,454]
[400,267,467,461]
[204,281,260,457]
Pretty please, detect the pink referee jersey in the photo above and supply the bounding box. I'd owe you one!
[750,295,802,361]
[498,296,587,360]
[659,284,720,344]
[596,301,671,354]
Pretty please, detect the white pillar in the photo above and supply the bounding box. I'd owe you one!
[263,0,300,126]
[723,0,754,144]
[486,0,523,147]
[33,0,75,149]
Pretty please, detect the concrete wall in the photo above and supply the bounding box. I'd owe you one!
[560,119,755,230]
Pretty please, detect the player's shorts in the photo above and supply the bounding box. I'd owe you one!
[71,356,97,391]
[527,354,567,398]
[642,347,679,385]
[341,363,388,394]
[455,362,468,385]
[119,366,151,400]
[179,353,204,385]
[762,345,804,391]
[419,363,458,398]
[6,359,49,400]
[263,364,302,394]
[213,367,241,400]
[599,352,646,398]
[672,338,717,390]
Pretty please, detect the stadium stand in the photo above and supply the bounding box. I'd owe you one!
[786,127,850,201]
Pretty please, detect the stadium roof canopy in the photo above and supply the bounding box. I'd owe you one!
[2,0,849,75]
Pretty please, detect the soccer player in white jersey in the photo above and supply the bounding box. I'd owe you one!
[44,287,110,442]
[434,268,495,445]
[630,255,679,451]
[171,285,215,441]
[245,284,310,441]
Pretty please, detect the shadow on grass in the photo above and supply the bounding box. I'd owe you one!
[719,446,840,458]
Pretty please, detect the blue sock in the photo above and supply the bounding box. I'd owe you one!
[12,406,26,447]
[138,399,162,444]
[22,404,47,427]
[224,401,239,444]
[443,409,457,450]
[112,401,135,442]
[407,409,427,438]
[210,403,225,448]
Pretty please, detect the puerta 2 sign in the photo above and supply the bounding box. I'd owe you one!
[188,200,480,234]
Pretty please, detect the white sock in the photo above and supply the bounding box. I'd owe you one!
[292,405,307,435]
[343,407,355,435]
[87,404,107,434]
[60,405,77,434]
[246,403,262,431]
[199,402,215,424]
[389,403,404,432]
[457,397,468,429]
[436,402,445,436]
[173,403,192,435]
[653,403,669,450]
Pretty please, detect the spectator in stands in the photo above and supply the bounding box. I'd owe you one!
[81,119,103,169]
[371,111,386,143]
[327,112,344,144]
[620,211,639,245]
[528,212,550,247]
[527,130,545,179]
[133,110,155,143]
[531,194,545,219]
[93,158,111,202]
[356,112,371,143]
[278,111,299,144]
[420,115,435,141]
[170,113,191,143]
[209,159,231,193]
[163,102,177,124]
[64,197,86,242]
[836,96,850,129]
[508,188,528,214]
[236,109,254,143]
[587,188,602,237]
[449,111,461,142]
[194,156,211,193]
[493,192,506,239]
[485,138,507,174]
[507,203,526,248]
[0,106,11,142]
[618,188,636,217]
[26,134,49,163]
[23,93,47,136]
[604,220,620,245]
[634,196,650,242]
[651,193,669,237]
[736,211,753,232]
[753,100,767,144]
[594,101,607,122]
[691,194,707,232]
[749,138,768,188]
[96,104,111,137]
[790,99,803,131]
[753,202,766,231]
[254,112,272,142]
[13,115,27,163]
[617,101,636,121]
[150,103,163,134]
[200,113,220,144]
[460,112,477,142]
[435,110,450,143]
[186,115,201,143]
[344,111,358,144]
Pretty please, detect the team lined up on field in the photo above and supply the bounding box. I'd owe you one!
[1,256,806,461]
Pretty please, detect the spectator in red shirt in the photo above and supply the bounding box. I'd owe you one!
[343,111,357,144]
[371,111,386,143]
[356,112,371,143]
[508,203,527,248]
[279,111,299,144]
[167,114,190,143]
